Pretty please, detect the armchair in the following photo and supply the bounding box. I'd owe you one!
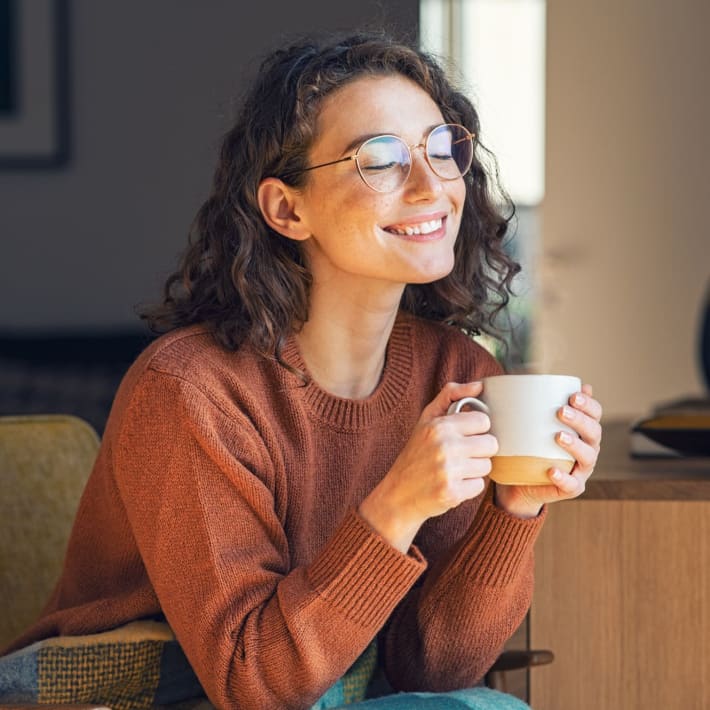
[0,415,100,650]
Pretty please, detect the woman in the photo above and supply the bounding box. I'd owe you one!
[4,33,602,709]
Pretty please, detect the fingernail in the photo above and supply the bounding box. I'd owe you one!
[551,469,563,481]
[573,393,586,406]
[562,406,574,421]
[559,431,573,445]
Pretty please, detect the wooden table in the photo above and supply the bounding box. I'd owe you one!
[529,420,710,710]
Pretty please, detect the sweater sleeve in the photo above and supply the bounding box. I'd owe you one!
[380,484,545,692]
[112,369,425,709]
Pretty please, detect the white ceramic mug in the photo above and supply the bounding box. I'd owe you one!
[447,374,582,486]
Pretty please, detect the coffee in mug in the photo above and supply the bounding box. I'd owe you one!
[447,374,582,486]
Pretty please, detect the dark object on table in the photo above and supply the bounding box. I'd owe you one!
[630,397,710,457]
[632,282,710,458]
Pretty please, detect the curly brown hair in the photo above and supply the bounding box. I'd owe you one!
[141,31,519,365]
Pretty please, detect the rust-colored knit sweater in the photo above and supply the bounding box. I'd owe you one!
[7,312,545,709]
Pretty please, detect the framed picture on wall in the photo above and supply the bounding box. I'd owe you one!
[0,0,69,168]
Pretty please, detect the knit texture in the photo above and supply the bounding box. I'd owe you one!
[3,312,545,710]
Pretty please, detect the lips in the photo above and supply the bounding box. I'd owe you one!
[383,217,444,236]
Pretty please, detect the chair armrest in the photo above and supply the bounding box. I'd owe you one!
[489,648,554,672]
[485,648,554,694]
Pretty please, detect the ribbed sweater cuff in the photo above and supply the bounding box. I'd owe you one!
[455,488,546,587]
[307,508,426,628]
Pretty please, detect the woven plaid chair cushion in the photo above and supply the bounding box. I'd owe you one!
[0,621,206,710]
[0,621,382,710]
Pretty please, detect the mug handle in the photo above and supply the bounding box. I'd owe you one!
[447,397,490,415]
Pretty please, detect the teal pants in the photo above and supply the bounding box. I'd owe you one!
[329,687,530,709]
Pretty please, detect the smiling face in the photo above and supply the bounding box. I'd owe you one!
[291,74,467,299]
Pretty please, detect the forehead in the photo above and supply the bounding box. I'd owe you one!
[312,74,446,152]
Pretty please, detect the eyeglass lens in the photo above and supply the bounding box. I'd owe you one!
[356,124,472,193]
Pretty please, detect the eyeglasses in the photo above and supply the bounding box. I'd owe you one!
[297,123,475,193]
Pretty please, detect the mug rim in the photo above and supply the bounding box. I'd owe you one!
[483,373,580,382]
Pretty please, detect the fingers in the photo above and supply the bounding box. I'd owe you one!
[559,395,603,449]
[415,407,497,503]
[431,473,488,512]
[555,407,600,477]
[555,430,598,471]
[571,387,603,421]
[548,467,586,497]
[457,476,487,500]
[446,410,492,437]
[460,432,498,460]
[552,384,603,492]
[422,414,498,460]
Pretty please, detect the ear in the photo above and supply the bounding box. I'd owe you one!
[257,177,311,241]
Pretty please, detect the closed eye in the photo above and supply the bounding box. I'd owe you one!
[362,162,401,171]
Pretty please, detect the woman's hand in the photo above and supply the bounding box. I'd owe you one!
[494,384,603,519]
[358,381,496,553]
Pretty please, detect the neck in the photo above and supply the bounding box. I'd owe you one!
[296,284,403,399]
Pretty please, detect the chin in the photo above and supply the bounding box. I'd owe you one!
[408,263,455,285]
[422,256,456,283]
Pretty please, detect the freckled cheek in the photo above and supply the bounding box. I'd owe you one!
[451,179,466,208]
[337,192,397,231]
[448,185,466,233]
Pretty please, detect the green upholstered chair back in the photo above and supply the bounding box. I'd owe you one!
[0,414,100,650]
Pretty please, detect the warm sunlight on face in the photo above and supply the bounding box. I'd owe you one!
[294,74,467,298]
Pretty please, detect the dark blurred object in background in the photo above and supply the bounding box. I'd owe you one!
[0,332,152,434]
[701,280,710,390]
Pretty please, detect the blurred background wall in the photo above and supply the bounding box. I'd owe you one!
[0,0,707,427]
[537,0,710,418]
[0,0,417,332]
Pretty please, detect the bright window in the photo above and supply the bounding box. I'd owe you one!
[420,0,546,206]
[420,0,547,368]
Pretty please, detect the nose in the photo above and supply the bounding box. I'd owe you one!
[403,145,443,200]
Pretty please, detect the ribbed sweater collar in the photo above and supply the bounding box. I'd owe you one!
[280,312,414,431]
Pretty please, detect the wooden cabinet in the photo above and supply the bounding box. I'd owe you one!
[529,421,710,710]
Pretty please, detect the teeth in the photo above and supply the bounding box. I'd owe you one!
[386,218,443,236]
